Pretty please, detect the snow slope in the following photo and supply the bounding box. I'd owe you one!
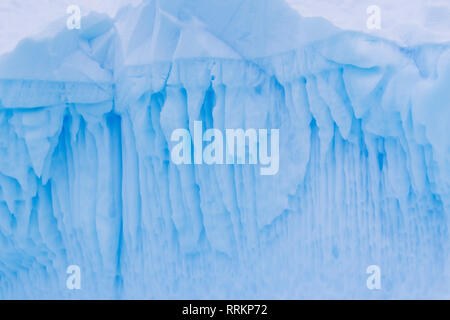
[287,0,450,46]
[0,0,448,299]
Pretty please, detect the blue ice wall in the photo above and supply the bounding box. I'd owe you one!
[0,0,448,299]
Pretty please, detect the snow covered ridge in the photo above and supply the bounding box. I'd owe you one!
[287,0,450,46]
[0,0,448,299]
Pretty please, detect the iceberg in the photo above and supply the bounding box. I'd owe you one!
[0,0,448,299]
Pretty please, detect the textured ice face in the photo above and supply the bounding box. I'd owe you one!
[0,0,448,299]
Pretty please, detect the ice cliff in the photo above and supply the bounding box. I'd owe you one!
[0,0,448,299]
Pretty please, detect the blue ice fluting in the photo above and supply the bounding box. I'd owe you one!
[0,0,448,299]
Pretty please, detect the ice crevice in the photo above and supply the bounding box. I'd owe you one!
[0,0,448,298]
